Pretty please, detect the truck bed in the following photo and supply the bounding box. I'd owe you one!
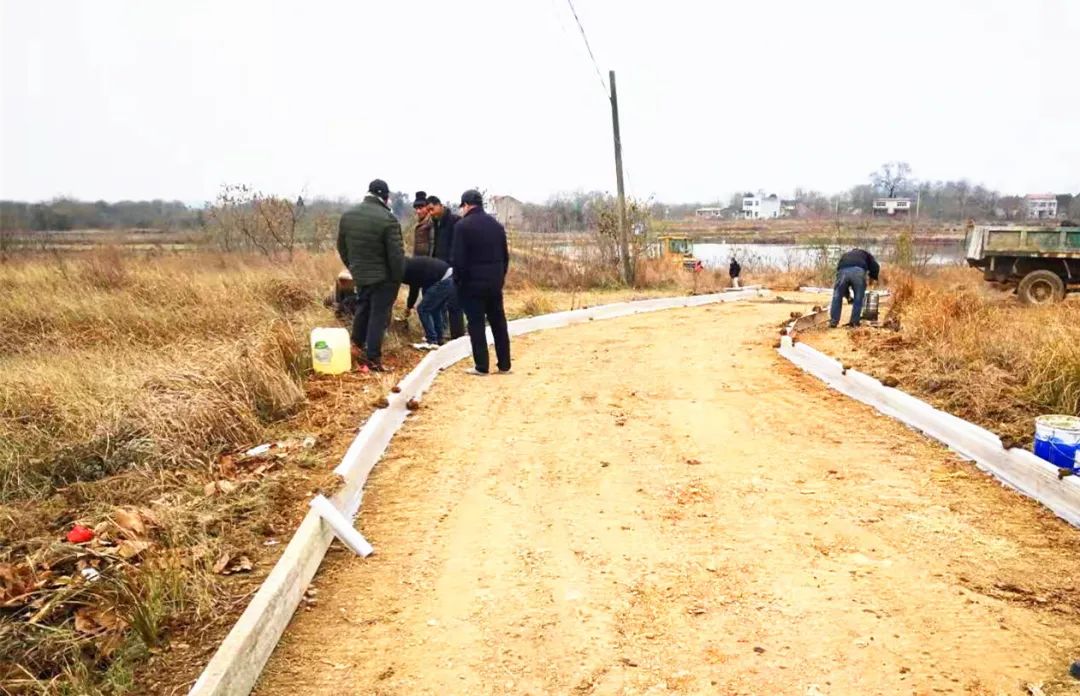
[976,226,1080,258]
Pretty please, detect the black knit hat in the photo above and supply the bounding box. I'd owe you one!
[426,195,442,206]
[412,191,428,209]
[368,179,389,199]
[460,189,483,207]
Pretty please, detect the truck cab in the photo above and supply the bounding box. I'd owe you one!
[965,224,1080,304]
[657,235,702,271]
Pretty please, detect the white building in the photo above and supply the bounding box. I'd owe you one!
[490,195,525,227]
[695,207,725,219]
[742,193,781,219]
[872,197,913,216]
[1025,194,1058,219]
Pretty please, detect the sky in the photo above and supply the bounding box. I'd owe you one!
[1,0,1078,205]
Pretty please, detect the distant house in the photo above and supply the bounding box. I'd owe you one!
[780,199,798,217]
[694,207,725,219]
[872,197,913,216]
[1025,193,1058,219]
[490,195,525,227]
[742,193,781,219]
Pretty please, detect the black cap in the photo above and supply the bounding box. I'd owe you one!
[426,195,442,205]
[460,189,483,207]
[368,179,390,199]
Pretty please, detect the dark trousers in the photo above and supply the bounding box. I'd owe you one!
[460,288,511,373]
[829,267,867,327]
[352,280,400,362]
[445,291,465,341]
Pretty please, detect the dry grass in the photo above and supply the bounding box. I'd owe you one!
[847,268,1080,444]
[0,250,340,501]
[0,250,358,694]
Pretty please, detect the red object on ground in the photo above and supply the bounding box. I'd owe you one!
[66,524,94,544]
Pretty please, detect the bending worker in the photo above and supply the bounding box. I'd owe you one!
[829,248,879,329]
[403,255,455,350]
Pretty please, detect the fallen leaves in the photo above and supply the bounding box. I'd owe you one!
[74,606,127,635]
[116,539,152,560]
[110,507,153,539]
[212,552,254,576]
[204,480,238,496]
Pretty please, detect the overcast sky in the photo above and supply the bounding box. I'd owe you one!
[1,0,1078,204]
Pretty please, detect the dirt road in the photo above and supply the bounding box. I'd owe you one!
[256,297,1080,696]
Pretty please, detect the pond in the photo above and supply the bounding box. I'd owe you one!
[692,241,967,270]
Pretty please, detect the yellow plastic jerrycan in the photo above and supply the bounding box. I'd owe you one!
[310,327,351,375]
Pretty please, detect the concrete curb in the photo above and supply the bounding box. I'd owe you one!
[188,286,768,696]
[778,341,1080,527]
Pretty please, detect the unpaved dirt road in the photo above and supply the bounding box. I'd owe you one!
[256,297,1080,696]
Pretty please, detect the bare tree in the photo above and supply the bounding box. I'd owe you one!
[204,184,300,258]
[870,161,913,197]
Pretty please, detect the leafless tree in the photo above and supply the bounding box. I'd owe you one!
[870,161,913,197]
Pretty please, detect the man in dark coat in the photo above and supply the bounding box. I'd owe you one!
[829,248,880,329]
[729,257,742,288]
[337,179,405,371]
[451,189,511,375]
[427,195,465,340]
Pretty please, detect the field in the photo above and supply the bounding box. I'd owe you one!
[1,239,1077,694]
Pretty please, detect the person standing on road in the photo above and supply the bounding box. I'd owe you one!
[412,191,433,256]
[427,195,465,340]
[829,248,879,329]
[451,189,511,375]
[729,257,742,288]
[337,179,405,371]
[403,255,455,349]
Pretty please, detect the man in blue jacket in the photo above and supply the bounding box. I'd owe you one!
[451,189,511,375]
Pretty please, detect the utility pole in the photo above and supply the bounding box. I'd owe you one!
[609,70,632,285]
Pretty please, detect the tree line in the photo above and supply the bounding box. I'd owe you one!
[3,162,1077,239]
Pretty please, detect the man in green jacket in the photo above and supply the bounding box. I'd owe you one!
[337,179,405,371]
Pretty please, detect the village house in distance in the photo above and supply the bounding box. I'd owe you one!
[742,192,782,219]
[873,197,913,216]
[1024,193,1058,219]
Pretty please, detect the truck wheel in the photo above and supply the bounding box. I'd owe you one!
[1017,270,1065,305]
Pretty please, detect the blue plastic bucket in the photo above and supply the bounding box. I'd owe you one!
[1034,415,1080,470]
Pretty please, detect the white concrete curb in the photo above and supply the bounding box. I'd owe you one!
[778,341,1080,527]
[188,286,768,696]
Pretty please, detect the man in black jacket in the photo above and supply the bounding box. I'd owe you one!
[829,248,879,328]
[427,195,465,340]
[451,189,511,375]
[337,179,405,371]
[403,255,455,348]
[729,257,742,288]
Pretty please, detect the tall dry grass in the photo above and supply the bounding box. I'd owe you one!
[0,249,342,501]
[857,268,1080,443]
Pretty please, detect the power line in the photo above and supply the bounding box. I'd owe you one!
[564,0,608,94]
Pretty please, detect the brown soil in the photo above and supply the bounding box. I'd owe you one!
[254,297,1080,696]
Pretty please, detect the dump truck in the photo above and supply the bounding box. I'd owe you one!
[965,224,1080,304]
